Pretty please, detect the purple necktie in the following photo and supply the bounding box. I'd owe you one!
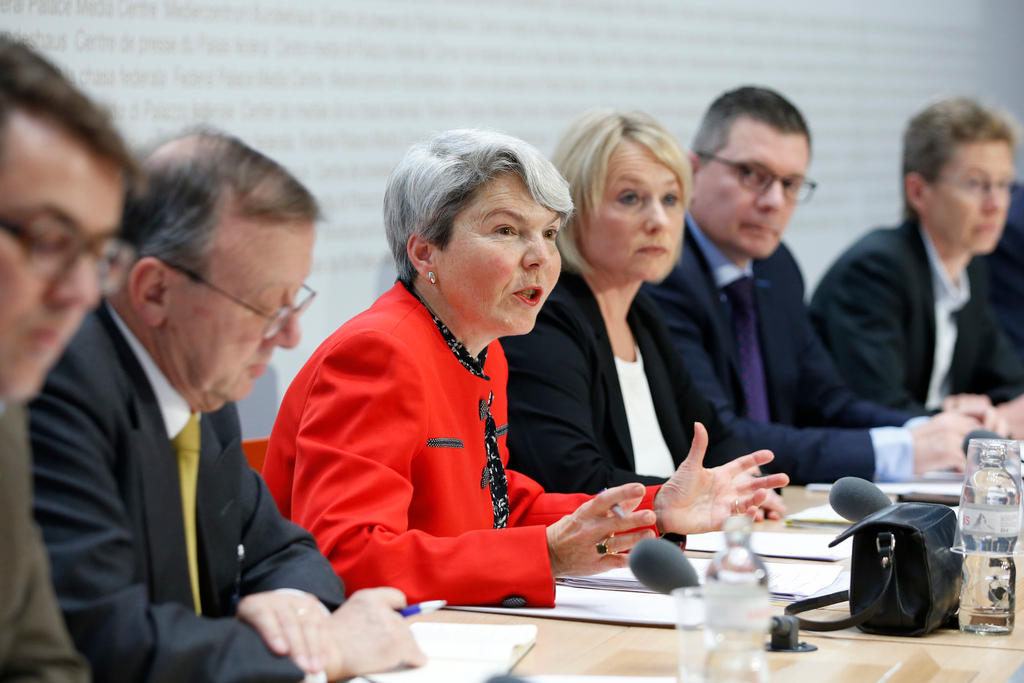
[722,277,770,423]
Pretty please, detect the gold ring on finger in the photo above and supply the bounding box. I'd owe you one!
[595,539,610,555]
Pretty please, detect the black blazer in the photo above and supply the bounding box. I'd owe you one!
[987,187,1024,363]
[810,221,1024,413]
[501,271,749,494]
[646,230,917,484]
[29,307,345,683]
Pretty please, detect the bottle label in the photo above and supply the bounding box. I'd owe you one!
[961,504,1020,536]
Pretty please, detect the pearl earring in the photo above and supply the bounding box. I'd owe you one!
[427,271,437,284]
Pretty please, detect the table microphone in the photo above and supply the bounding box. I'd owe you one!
[828,476,893,523]
[963,429,1003,454]
[627,537,699,593]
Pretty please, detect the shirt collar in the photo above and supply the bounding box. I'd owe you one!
[918,225,971,312]
[687,213,754,289]
[400,280,490,379]
[107,304,194,439]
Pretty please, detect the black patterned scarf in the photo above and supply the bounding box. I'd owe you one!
[402,281,510,528]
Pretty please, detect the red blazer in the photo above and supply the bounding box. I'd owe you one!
[265,284,659,606]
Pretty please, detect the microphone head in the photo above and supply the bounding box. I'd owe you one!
[963,429,1004,455]
[829,476,892,523]
[628,537,700,594]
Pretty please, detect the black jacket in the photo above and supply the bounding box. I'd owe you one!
[29,306,345,683]
[502,271,749,494]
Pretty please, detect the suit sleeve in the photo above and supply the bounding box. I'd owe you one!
[965,263,1024,403]
[810,249,929,413]
[29,354,308,683]
[0,405,90,683]
[503,301,667,493]
[206,407,346,609]
[648,272,878,485]
[278,330,568,607]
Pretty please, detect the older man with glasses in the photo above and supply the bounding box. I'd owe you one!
[0,34,136,682]
[644,86,980,485]
[28,128,424,683]
[812,96,1024,438]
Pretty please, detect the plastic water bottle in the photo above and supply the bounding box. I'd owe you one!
[703,515,771,682]
[959,440,1020,634]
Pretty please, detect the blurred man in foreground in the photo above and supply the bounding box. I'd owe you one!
[0,34,137,681]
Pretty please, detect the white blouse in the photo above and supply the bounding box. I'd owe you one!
[613,346,676,478]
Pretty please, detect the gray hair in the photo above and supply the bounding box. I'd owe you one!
[122,127,320,275]
[692,85,811,157]
[384,128,573,283]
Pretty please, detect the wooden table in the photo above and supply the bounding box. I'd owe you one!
[417,486,1024,682]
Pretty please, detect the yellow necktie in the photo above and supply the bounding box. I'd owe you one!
[172,413,202,614]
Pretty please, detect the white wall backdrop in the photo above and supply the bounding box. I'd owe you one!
[4,0,1022,436]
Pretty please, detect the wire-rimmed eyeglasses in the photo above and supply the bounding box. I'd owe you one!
[164,262,316,339]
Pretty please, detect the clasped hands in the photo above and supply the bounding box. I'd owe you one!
[237,586,425,680]
[546,422,788,577]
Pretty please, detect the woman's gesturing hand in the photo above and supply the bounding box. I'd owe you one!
[654,422,789,535]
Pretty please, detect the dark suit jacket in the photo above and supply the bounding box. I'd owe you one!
[644,230,914,484]
[987,186,1024,363]
[28,307,345,683]
[0,403,89,683]
[502,271,749,494]
[810,221,1024,413]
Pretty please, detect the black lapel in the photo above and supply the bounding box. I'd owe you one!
[95,306,196,609]
[903,223,939,394]
[560,274,635,469]
[194,410,240,617]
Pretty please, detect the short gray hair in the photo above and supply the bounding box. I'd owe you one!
[384,128,573,283]
[122,127,320,275]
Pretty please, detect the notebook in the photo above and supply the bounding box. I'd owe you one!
[361,622,537,683]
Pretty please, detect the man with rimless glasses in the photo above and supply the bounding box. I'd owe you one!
[645,86,981,485]
[812,97,1024,439]
[29,129,423,682]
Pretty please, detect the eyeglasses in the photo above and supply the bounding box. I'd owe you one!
[165,262,316,339]
[0,215,136,296]
[697,153,817,203]
[937,176,1019,200]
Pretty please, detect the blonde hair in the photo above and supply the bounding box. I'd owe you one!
[551,109,692,275]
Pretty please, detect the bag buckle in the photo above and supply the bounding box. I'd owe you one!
[876,532,895,568]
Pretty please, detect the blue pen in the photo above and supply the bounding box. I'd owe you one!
[400,600,447,617]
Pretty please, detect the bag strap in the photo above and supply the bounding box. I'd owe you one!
[784,531,895,632]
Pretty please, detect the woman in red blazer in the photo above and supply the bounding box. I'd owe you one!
[263,129,788,607]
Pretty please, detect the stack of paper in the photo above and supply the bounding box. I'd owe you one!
[560,559,845,602]
[784,503,851,529]
[684,531,851,561]
[361,622,536,683]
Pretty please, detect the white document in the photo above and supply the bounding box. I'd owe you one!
[806,481,963,498]
[452,563,849,627]
[360,622,536,683]
[561,560,844,602]
[685,530,851,561]
[527,678,675,683]
[784,502,850,529]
